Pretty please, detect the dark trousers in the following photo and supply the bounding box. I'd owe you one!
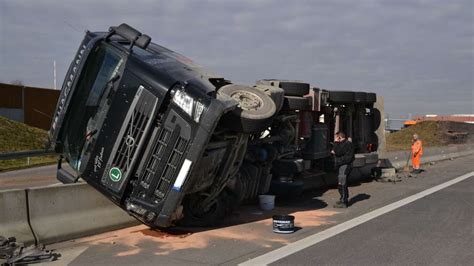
[337,164,350,204]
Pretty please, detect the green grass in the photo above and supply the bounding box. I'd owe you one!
[386,121,444,151]
[0,116,57,171]
[0,156,57,172]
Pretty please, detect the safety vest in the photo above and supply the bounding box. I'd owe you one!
[411,140,423,156]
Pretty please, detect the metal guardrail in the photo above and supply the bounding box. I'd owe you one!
[0,150,56,160]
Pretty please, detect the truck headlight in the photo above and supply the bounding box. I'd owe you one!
[173,90,205,123]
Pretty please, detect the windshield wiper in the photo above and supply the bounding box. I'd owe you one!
[78,75,121,164]
[98,74,120,103]
[85,129,98,140]
[88,74,121,126]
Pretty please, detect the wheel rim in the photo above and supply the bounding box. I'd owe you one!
[231,90,263,111]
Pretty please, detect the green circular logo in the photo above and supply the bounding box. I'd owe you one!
[109,167,122,182]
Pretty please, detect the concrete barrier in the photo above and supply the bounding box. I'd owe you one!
[27,183,139,244]
[0,189,36,244]
[386,144,474,169]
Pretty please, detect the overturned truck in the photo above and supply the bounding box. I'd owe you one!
[49,24,381,227]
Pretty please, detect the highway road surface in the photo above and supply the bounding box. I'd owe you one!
[269,175,472,265]
[37,154,473,265]
[0,164,58,190]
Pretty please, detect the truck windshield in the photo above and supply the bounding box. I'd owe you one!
[61,44,124,171]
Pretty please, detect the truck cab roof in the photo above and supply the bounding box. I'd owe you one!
[93,31,227,96]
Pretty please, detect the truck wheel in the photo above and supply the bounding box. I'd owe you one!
[256,79,310,96]
[371,108,381,130]
[354,92,367,103]
[328,91,354,103]
[366,93,376,103]
[180,191,232,227]
[219,84,276,133]
[282,96,311,111]
[279,81,310,96]
[254,85,285,113]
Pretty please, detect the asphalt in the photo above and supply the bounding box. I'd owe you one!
[0,164,58,190]
[36,154,474,266]
[272,177,474,265]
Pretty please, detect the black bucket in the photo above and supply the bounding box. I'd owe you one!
[272,215,295,234]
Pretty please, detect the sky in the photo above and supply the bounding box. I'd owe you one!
[0,0,472,117]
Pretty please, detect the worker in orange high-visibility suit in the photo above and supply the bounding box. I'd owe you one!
[411,134,423,173]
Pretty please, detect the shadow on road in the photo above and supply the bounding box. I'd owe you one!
[349,193,371,207]
[135,190,329,238]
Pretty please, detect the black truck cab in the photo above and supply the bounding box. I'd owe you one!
[50,25,239,227]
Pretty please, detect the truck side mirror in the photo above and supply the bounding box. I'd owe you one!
[136,34,151,49]
[56,156,80,184]
[106,23,152,50]
[110,23,141,42]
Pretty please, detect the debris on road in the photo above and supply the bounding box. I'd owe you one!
[0,236,60,265]
[272,215,296,234]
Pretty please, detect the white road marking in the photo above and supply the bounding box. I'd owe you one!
[239,171,474,266]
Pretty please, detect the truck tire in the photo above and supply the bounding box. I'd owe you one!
[282,96,311,111]
[366,93,376,103]
[279,81,310,96]
[328,91,354,103]
[256,79,310,96]
[180,190,236,227]
[371,108,381,130]
[219,84,276,133]
[254,85,285,113]
[354,92,367,103]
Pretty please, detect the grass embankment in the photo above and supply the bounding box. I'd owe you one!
[0,116,56,172]
[386,121,473,151]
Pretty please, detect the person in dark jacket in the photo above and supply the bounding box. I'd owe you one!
[331,131,354,208]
